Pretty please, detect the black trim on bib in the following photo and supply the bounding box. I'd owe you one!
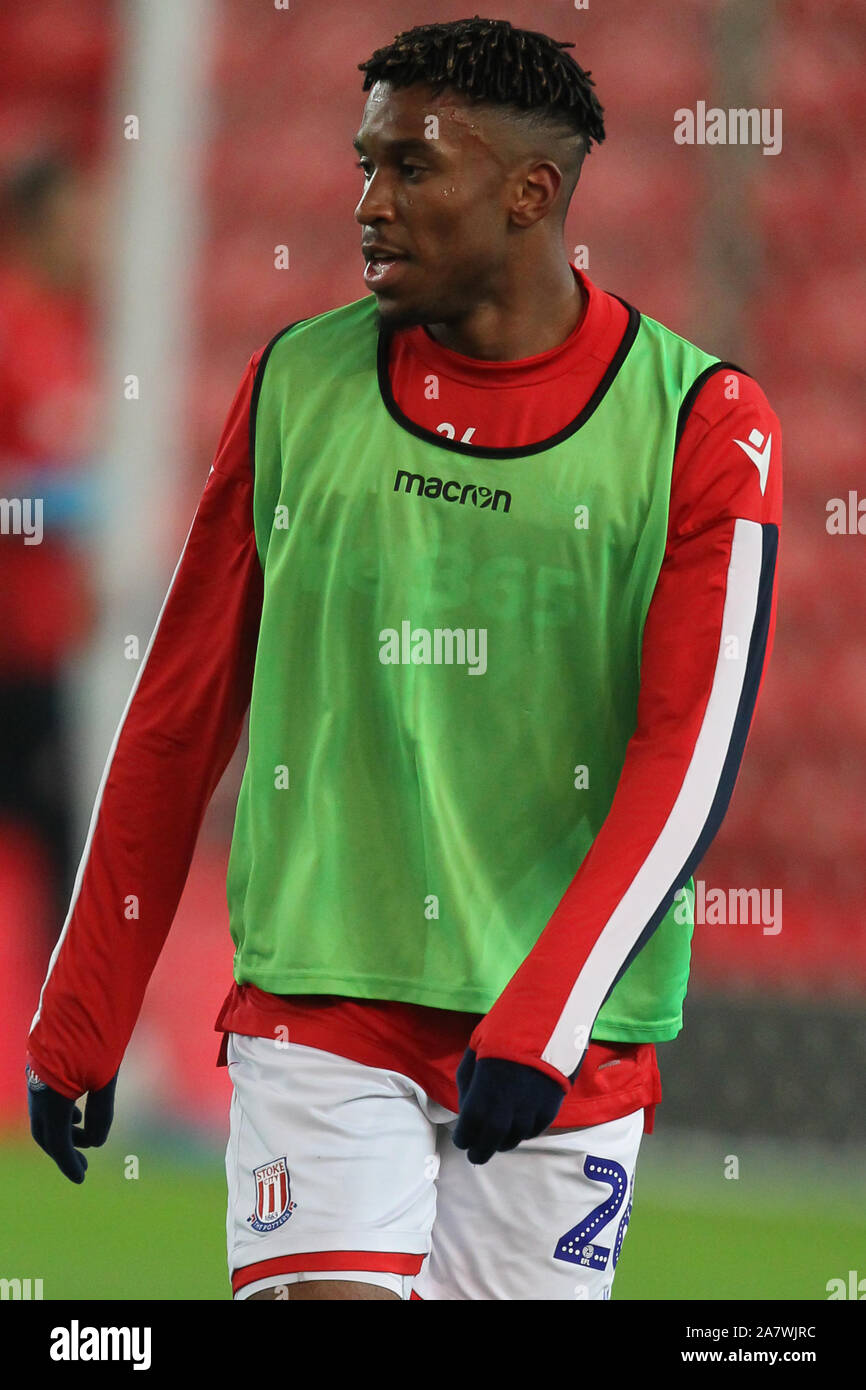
[674,359,752,457]
[248,319,307,482]
[375,299,642,460]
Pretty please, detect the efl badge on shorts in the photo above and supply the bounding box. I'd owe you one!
[248,1157,296,1233]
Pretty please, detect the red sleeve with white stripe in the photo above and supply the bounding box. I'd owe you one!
[469,368,782,1088]
[25,352,265,1100]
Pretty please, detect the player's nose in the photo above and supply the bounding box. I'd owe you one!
[354,171,396,225]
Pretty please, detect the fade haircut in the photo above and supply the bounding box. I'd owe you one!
[358,16,606,201]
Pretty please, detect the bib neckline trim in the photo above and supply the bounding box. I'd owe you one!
[375,296,641,461]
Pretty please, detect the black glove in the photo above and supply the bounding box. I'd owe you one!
[452,1048,566,1165]
[26,1064,118,1184]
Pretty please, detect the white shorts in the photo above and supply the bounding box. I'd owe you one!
[226,1033,644,1301]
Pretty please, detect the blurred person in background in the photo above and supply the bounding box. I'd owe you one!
[0,150,102,927]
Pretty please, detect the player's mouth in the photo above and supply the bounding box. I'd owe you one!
[363,244,410,289]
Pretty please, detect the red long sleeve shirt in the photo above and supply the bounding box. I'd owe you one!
[28,266,781,1138]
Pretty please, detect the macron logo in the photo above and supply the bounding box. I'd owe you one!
[734,428,771,495]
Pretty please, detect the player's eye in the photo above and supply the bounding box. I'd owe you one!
[354,160,424,180]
